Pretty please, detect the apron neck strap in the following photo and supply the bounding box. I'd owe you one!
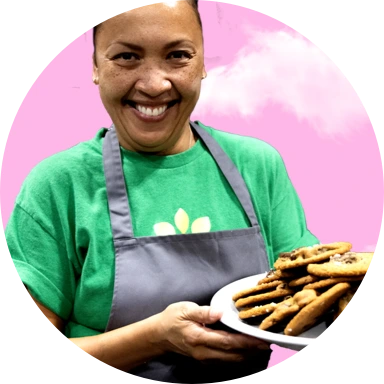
[190,121,258,227]
[103,123,259,240]
[103,126,134,241]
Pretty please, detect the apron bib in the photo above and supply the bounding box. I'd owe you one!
[103,122,270,382]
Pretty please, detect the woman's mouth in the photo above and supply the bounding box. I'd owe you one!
[123,100,179,118]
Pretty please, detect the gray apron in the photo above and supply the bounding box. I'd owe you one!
[103,122,270,383]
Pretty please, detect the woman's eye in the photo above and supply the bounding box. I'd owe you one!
[168,51,192,61]
[113,52,139,62]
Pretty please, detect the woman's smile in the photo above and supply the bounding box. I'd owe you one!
[123,99,180,122]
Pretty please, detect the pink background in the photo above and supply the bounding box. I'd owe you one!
[1,1,382,369]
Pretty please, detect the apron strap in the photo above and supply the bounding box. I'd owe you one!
[190,121,258,227]
[103,122,259,240]
[103,127,134,241]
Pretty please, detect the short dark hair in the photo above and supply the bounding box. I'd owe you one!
[92,0,202,54]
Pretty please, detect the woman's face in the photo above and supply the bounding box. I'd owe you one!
[93,1,206,154]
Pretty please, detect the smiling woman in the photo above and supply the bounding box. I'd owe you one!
[5,1,319,382]
[93,1,206,154]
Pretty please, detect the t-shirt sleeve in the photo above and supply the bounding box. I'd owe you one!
[5,202,77,321]
[269,155,319,263]
[270,182,319,260]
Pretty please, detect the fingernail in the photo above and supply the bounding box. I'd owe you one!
[209,307,223,320]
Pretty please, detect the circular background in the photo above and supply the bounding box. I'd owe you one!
[1,0,383,379]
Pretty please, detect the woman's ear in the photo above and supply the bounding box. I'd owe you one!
[202,67,207,80]
[92,56,99,85]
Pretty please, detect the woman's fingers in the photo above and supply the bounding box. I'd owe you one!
[180,302,223,325]
[159,302,271,363]
[185,329,271,362]
[189,345,250,363]
[180,302,270,350]
[189,324,270,352]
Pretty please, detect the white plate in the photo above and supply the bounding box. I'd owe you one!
[210,273,327,351]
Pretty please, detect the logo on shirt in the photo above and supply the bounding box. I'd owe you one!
[154,208,211,236]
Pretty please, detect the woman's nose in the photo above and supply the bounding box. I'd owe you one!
[134,66,172,97]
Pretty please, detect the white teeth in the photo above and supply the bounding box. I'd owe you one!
[136,104,167,117]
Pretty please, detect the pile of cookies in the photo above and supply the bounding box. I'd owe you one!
[232,242,373,336]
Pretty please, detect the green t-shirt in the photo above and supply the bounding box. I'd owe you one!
[5,122,318,337]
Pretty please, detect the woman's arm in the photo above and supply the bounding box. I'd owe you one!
[29,294,270,372]
[29,292,166,370]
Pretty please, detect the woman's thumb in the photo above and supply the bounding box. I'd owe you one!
[184,304,223,324]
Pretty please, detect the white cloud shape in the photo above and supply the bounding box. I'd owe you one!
[195,29,367,137]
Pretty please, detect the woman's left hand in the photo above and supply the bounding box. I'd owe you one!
[155,301,271,364]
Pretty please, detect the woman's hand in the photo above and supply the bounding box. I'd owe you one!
[156,302,270,363]
[29,291,270,370]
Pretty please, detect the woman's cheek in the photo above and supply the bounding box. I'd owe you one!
[100,78,129,101]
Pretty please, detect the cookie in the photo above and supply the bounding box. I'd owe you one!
[274,242,352,270]
[307,252,373,277]
[303,276,363,290]
[288,275,320,288]
[232,280,284,301]
[238,303,278,320]
[259,289,318,330]
[257,269,297,285]
[284,282,351,336]
[235,283,294,309]
[333,288,356,320]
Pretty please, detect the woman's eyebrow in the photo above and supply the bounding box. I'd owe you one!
[163,39,195,50]
[110,39,195,51]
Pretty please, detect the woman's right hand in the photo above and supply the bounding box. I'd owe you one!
[156,302,270,363]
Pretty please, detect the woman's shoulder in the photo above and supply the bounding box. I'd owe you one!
[19,129,106,197]
[196,121,283,164]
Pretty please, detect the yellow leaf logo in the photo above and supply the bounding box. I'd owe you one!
[175,208,189,234]
[153,222,176,236]
[153,209,211,236]
[191,217,211,233]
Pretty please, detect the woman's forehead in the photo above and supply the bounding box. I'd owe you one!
[96,2,201,44]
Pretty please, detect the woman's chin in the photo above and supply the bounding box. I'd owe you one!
[121,132,176,154]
